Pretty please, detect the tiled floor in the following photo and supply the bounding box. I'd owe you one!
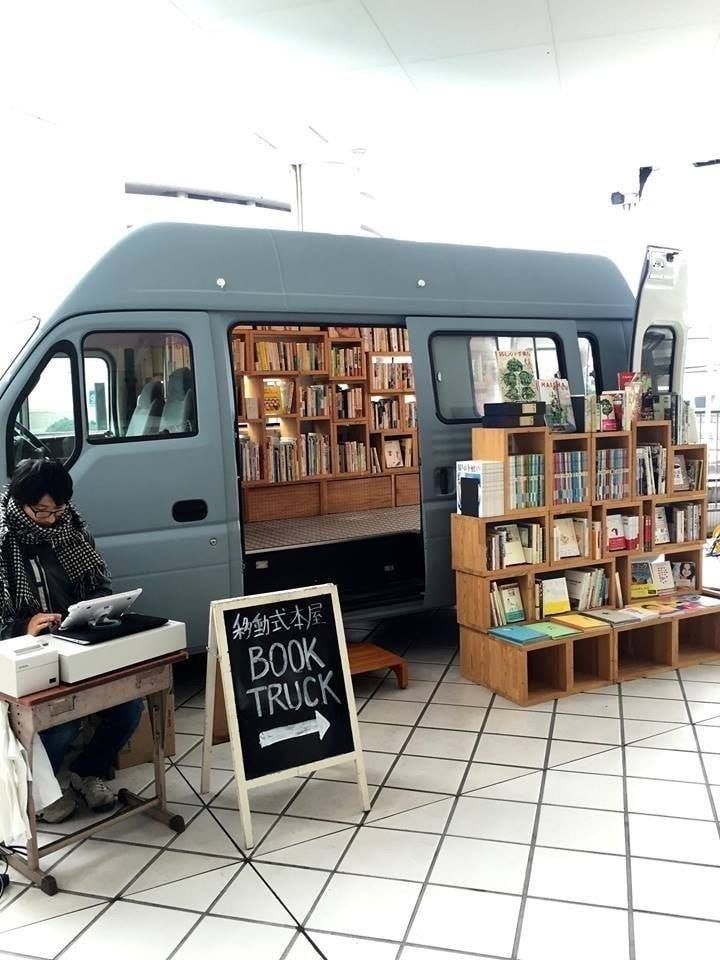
[5,610,720,959]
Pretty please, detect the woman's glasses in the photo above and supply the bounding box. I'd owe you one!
[28,504,67,520]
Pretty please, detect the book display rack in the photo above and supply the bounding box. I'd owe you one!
[231,326,419,523]
[453,423,717,706]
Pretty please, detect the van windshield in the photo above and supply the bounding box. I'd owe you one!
[0,317,39,380]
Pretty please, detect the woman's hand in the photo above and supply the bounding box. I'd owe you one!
[27,613,62,636]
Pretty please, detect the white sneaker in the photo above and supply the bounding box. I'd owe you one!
[70,773,115,812]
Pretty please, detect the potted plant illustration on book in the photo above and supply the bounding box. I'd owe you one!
[496,350,538,403]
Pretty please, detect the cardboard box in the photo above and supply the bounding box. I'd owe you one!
[116,693,176,769]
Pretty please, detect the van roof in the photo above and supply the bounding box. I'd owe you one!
[47,222,634,326]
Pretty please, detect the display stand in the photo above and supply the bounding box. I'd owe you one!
[453,424,716,706]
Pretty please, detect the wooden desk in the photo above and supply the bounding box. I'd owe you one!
[1,650,187,896]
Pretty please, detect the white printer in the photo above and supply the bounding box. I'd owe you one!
[0,636,59,697]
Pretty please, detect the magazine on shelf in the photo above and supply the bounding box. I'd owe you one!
[495,350,538,403]
[537,378,576,432]
[672,560,697,590]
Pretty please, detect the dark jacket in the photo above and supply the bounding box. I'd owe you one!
[0,534,112,640]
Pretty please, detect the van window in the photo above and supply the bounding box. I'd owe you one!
[578,336,598,393]
[82,332,197,440]
[9,348,79,469]
[431,333,562,421]
[641,326,675,393]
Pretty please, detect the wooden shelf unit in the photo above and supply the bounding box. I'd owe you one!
[453,423,715,705]
[231,325,420,522]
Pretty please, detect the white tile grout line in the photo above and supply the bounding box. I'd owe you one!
[617,680,637,960]
[676,671,720,838]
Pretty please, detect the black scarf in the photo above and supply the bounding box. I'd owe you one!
[0,492,109,620]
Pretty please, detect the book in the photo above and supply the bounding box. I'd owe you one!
[673,453,689,491]
[508,453,545,509]
[499,582,526,623]
[491,525,527,566]
[630,561,656,599]
[516,522,544,564]
[651,560,675,594]
[540,576,571,616]
[244,396,259,419]
[483,401,546,416]
[538,378,576,432]
[552,448,589,505]
[672,560,697,590]
[599,392,620,431]
[550,612,604,630]
[456,461,505,517]
[622,514,639,550]
[589,607,645,625]
[384,440,403,468]
[531,621,578,638]
[605,515,626,551]
[489,625,546,644]
[554,517,581,559]
[496,350,538,403]
[654,506,671,545]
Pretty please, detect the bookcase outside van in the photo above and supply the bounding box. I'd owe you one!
[452,423,716,706]
[230,326,419,522]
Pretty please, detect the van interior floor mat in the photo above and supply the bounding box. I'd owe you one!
[244,505,421,553]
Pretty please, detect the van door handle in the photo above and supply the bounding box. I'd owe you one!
[172,499,208,522]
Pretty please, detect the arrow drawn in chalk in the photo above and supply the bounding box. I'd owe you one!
[259,710,331,749]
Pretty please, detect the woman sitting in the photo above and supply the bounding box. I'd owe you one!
[0,458,143,823]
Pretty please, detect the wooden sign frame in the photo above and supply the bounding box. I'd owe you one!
[200,584,370,848]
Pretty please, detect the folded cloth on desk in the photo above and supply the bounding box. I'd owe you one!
[0,704,61,844]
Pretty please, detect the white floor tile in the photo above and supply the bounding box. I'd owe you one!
[312,751,395,786]
[129,861,241,912]
[494,696,554,712]
[211,806,277,854]
[94,804,195,847]
[408,662,448,682]
[679,663,720,683]
[634,910,720,960]
[624,746,705,782]
[51,839,156,897]
[173,915,294,960]
[536,805,626,855]
[255,816,349,858]
[697,725,720,753]
[625,724,697,750]
[375,679,436,702]
[547,740,615,767]
[473,734,547,768]
[255,823,355,870]
[553,714,621,745]
[431,682,492,707]
[286,779,375,823]
[687,702,720,723]
[463,762,539,793]
[308,873,420,940]
[340,826,440,881]
[181,739,234,770]
[441,664,474,683]
[552,748,623,777]
[408,884,519,956]
[213,862,327,925]
[529,847,627,908]
[620,678,683,700]
[126,848,237,896]
[0,901,105,959]
[518,898,629,960]
[290,931,399,959]
[683,681,720,703]
[629,813,720,866]
[212,775,305,814]
[404,726,477,760]
[386,755,467,794]
[174,706,206,735]
[543,770,624,811]
[556,693,619,718]
[140,766,232,806]
[62,901,197,960]
[407,647,456,664]
[419,703,487,732]
[484,709,551,738]
[621,697,689,723]
[360,699,424,726]
[627,778,714,820]
[632,857,720,921]
[401,950,487,960]
[469,770,543,804]
[369,794,454,834]
[358,722,411,753]
[169,808,247,856]
[431,835,529,894]
[703,754,720,784]
[448,796,536,844]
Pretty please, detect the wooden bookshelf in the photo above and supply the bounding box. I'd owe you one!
[231,325,419,522]
[453,423,717,705]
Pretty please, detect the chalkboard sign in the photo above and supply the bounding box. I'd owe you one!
[201,584,369,848]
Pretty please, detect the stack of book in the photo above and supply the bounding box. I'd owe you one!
[370,446,382,474]
[481,400,546,428]
[487,521,544,569]
[331,346,364,378]
[371,397,401,430]
[630,559,676,598]
[298,432,331,477]
[299,384,330,418]
[595,447,629,500]
[365,327,410,352]
[508,454,545,509]
[653,393,692,443]
[674,453,703,491]
[489,581,526,626]
[238,434,261,481]
[667,502,702,543]
[405,399,417,428]
[636,443,667,495]
[370,362,415,390]
[456,461,505,517]
[551,449,588,504]
[564,567,609,610]
[335,387,364,420]
[231,337,245,372]
[338,440,367,474]
[265,433,298,482]
[254,340,325,372]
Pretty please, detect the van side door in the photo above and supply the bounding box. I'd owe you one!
[632,246,688,395]
[406,317,584,608]
[4,311,231,651]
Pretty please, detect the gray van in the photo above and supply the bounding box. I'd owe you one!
[0,225,686,651]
